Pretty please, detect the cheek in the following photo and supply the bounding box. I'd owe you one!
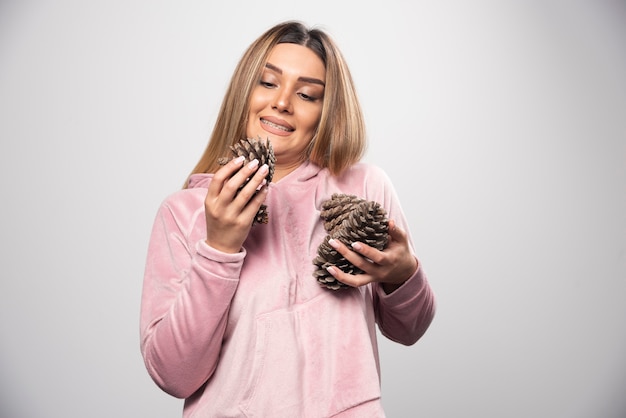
[305,108,323,133]
[246,94,263,132]
[248,87,271,112]
[247,92,262,113]
[300,106,322,130]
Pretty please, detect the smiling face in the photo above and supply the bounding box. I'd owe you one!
[246,43,326,180]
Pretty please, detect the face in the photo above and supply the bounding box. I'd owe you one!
[246,43,326,171]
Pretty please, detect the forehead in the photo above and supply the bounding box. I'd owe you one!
[265,43,326,80]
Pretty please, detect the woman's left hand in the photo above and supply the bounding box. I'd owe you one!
[325,219,419,293]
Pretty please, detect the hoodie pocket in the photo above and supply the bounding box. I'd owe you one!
[240,292,381,418]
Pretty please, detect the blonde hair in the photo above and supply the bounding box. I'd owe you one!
[184,21,366,188]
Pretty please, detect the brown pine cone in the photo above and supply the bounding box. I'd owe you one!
[218,136,275,224]
[319,193,365,234]
[313,193,389,290]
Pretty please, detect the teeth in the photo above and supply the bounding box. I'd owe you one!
[263,119,292,132]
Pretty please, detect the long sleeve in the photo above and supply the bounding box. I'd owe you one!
[373,266,436,345]
[139,195,244,399]
[139,165,435,416]
[359,165,437,345]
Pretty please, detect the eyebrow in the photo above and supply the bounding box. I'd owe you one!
[265,62,325,87]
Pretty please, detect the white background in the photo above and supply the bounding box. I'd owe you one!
[1,1,625,417]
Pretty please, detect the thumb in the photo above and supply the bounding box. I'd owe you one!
[387,219,408,243]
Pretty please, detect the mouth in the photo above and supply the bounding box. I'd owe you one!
[261,118,294,133]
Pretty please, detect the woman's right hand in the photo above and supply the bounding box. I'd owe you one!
[204,156,269,253]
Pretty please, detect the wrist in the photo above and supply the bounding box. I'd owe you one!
[381,257,419,294]
[382,281,404,294]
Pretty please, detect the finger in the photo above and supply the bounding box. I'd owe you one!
[205,158,267,226]
[349,240,385,265]
[223,158,265,199]
[239,180,270,221]
[211,159,267,212]
[207,155,246,198]
[233,163,269,207]
[325,265,373,288]
[387,219,409,244]
[328,238,378,273]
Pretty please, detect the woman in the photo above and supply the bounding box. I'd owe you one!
[140,20,436,417]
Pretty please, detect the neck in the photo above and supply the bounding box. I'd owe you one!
[272,160,305,182]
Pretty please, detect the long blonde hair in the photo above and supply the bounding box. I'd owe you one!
[184,21,366,188]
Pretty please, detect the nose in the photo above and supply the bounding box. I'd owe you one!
[272,88,293,114]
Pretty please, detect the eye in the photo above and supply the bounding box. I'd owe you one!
[260,80,276,88]
[298,92,318,102]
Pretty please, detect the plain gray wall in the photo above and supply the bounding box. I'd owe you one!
[1,1,624,417]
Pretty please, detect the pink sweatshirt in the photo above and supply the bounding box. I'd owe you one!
[140,160,436,417]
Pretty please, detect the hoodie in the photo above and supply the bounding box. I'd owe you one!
[140,160,436,417]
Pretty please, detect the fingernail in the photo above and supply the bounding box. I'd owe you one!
[258,164,268,175]
[328,238,339,249]
[247,159,259,169]
[326,266,336,276]
[234,156,245,165]
[351,242,362,251]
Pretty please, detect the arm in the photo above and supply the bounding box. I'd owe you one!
[140,157,269,398]
[325,164,436,344]
[373,265,436,345]
[139,199,243,399]
[324,224,436,345]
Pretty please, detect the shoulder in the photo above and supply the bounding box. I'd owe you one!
[345,162,390,179]
[335,162,394,190]
[158,174,212,216]
[312,161,397,204]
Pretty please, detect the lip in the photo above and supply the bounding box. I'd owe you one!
[260,116,294,136]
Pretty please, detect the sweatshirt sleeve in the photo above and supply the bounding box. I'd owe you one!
[362,164,437,345]
[373,266,436,345]
[139,195,244,399]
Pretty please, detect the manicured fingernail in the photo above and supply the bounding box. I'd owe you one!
[351,242,362,251]
[258,164,268,175]
[256,179,268,191]
[328,238,339,249]
[326,266,336,276]
[247,159,259,169]
[234,156,245,165]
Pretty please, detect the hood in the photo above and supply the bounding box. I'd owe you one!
[186,160,324,189]
[187,173,213,189]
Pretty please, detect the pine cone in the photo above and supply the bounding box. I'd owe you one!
[313,193,389,290]
[217,136,275,224]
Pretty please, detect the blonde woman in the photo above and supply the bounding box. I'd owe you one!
[140,20,436,417]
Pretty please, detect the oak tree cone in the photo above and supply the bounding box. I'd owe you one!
[313,193,389,290]
[217,137,275,224]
